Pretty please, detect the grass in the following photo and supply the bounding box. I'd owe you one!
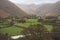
[44,25,53,32]
[15,19,38,27]
[0,19,53,35]
[0,26,23,36]
[0,19,38,35]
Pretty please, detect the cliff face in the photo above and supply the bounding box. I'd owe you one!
[0,0,27,18]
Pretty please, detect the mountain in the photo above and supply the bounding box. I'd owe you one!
[0,8,10,17]
[0,0,27,18]
[16,4,40,15]
[36,3,53,17]
[36,1,60,17]
[16,1,60,17]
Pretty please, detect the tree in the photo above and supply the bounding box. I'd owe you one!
[38,16,43,22]
[52,24,60,40]
[18,18,27,23]
[9,19,14,26]
[0,33,11,40]
[19,24,53,40]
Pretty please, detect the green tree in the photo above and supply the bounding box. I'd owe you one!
[0,33,11,40]
[52,24,60,40]
[19,24,53,40]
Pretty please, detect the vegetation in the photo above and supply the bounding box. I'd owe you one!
[0,16,60,40]
[19,24,53,40]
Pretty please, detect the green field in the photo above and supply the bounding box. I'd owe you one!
[0,19,53,35]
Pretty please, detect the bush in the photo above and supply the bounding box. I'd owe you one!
[19,24,53,40]
[52,25,60,40]
[0,33,11,40]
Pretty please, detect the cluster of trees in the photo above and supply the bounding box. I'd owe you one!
[0,23,60,40]
[19,24,53,40]
[0,16,59,24]
[0,33,12,40]
[0,16,60,40]
[52,23,60,40]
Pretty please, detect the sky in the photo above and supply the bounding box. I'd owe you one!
[9,0,59,4]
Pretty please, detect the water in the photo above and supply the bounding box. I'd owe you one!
[11,35,25,39]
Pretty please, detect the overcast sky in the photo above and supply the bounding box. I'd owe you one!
[9,0,59,4]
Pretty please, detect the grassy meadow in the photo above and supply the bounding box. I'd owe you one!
[0,18,53,35]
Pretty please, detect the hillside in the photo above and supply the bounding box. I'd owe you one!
[0,8,10,17]
[36,1,60,17]
[16,4,39,15]
[16,1,60,17]
[0,0,27,18]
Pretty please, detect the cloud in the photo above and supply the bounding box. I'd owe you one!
[9,0,59,4]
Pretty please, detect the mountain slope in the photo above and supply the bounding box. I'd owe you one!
[16,4,39,15]
[15,1,60,17]
[36,1,60,17]
[0,0,27,18]
[0,8,10,17]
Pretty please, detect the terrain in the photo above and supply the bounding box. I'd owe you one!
[37,1,60,17]
[16,1,60,17]
[0,0,60,40]
[0,0,27,18]
[16,4,39,15]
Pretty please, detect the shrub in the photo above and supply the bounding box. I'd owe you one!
[19,24,53,40]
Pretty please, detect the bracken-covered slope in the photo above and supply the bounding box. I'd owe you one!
[0,0,27,18]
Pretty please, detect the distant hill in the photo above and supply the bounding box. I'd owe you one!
[16,4,39,15]
[36,1,60,17]
[16,1,60,17]
[0,0,27,18]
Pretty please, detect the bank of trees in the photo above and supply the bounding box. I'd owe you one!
[0,16,60,40]
[0,33,11,40]
[52,24,60,40]
[19,24,53,40]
